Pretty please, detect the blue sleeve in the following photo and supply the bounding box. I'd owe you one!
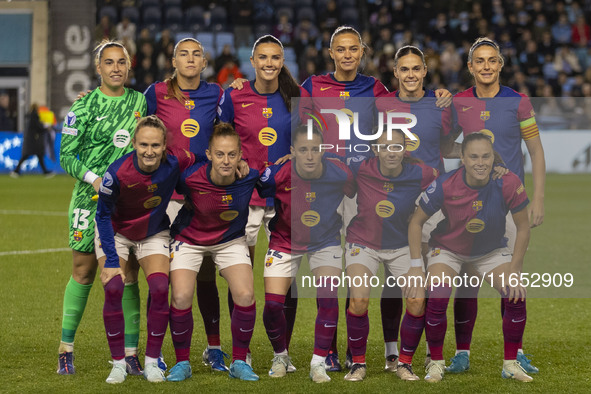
[96,168,121,268]
[218,89,235,123]
[144,83,158,116]
[419,178,444,217]
[256,165,279,199]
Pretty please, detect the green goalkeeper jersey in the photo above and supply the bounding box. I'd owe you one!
[60,87,147,182]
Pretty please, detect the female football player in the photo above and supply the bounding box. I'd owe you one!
[409,132,532,383]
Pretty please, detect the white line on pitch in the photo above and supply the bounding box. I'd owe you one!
[0,247,71,256]
[0,209,67,216]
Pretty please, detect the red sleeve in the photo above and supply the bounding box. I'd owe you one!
[517,93,535,121]
[420,163,439,190]
[440,106,453,138]
[168,148,195,172]
[373,80,390,97]
[502,173,529,213]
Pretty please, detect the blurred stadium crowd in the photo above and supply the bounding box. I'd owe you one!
[96,0,591,98]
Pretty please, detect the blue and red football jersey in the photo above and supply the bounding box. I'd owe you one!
[452,86,536,182]
[218,81,304,207]
[301,73,389,159]
[258,158,355,254]
[347,157,438,250]
[144,81,222,161]
[96,149,195,268]
[419,167,529,257]
[376,90,452,172]
[172,163,260,246]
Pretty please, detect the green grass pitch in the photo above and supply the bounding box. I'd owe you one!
[0,173,589,393]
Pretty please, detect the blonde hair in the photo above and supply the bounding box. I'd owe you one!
[165,38,206,105]
[468,37,505,67]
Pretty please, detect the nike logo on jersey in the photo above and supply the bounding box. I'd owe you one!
[242,103,254,108]
[285,186,296,191]
[386,108,398,113]
[501,253,512,257]
[127,182,140,188]
[320,87,331,91]
[107,331,121,337]
[462,106,473,112]
[240,328,254,333]
[451,195,464,200]
[151,332,165,336]
[199,191,211,194]
[172,329,189,335]
[96,116,108,121]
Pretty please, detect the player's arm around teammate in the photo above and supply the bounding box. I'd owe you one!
[409,133,532,383]
[95,116,189,383]
[167,123,259,382]
[57,40,146,374]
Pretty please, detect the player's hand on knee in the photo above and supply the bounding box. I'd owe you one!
[101,267,125,287]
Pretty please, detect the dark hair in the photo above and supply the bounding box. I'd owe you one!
[468,37,505,66]
[330,25,363,48]
[461,131,505,165]
[94,39,131,68]
[209,122,241,150]
[252,35,300,112]
[166,38,206,105]
[394,45,426,68]
[292,123,323,145]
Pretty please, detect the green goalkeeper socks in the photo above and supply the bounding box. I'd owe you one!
[122,281,140,349]
[61,276,93,343]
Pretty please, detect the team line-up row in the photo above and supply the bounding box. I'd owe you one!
[54,25,545,385]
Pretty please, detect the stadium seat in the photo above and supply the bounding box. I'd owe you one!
[216,32,235,54]
[284,47,296,62]
[297,7,316,23]
[237,46,252,64]
[164,6,183,33]
[121,7,140,25]
[99,5,118,24]
[175,31,195,42]
[210,6,228,32]
[273,0,295,8]
[162,0,182,7]
[185,5,206,33]
[338,0,357,7]
[253,0,274,25]
[340,8,359,29]
[142,6,162,35]
[140,0,161,11]
[196,32,216,56]
[254,24,272,37]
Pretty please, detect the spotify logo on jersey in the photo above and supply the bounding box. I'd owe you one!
[113,130,131,148]
[181,119,200,138]
[258,127,277,146]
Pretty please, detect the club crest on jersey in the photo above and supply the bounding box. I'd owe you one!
[480,111,490,121]
[185,100,195,110]
[73,231,83,242]
[265,257,273,267]
[350,247,360,256]
[472,200,483,211]
[383,182,394,193]
[339,91,350,101]
[516,184,525,194]
[262,107,273,118]
[147,184,158,193]
[305,192,316,202]
[134,111,141,120]
[431,248,440,257]
[222,194,233,205]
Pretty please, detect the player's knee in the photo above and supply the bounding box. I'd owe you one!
[232,289,255,307]
[406,297,426,316]
[104,276,124,299]
[349,297,369,315]
[171,288,193,310]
